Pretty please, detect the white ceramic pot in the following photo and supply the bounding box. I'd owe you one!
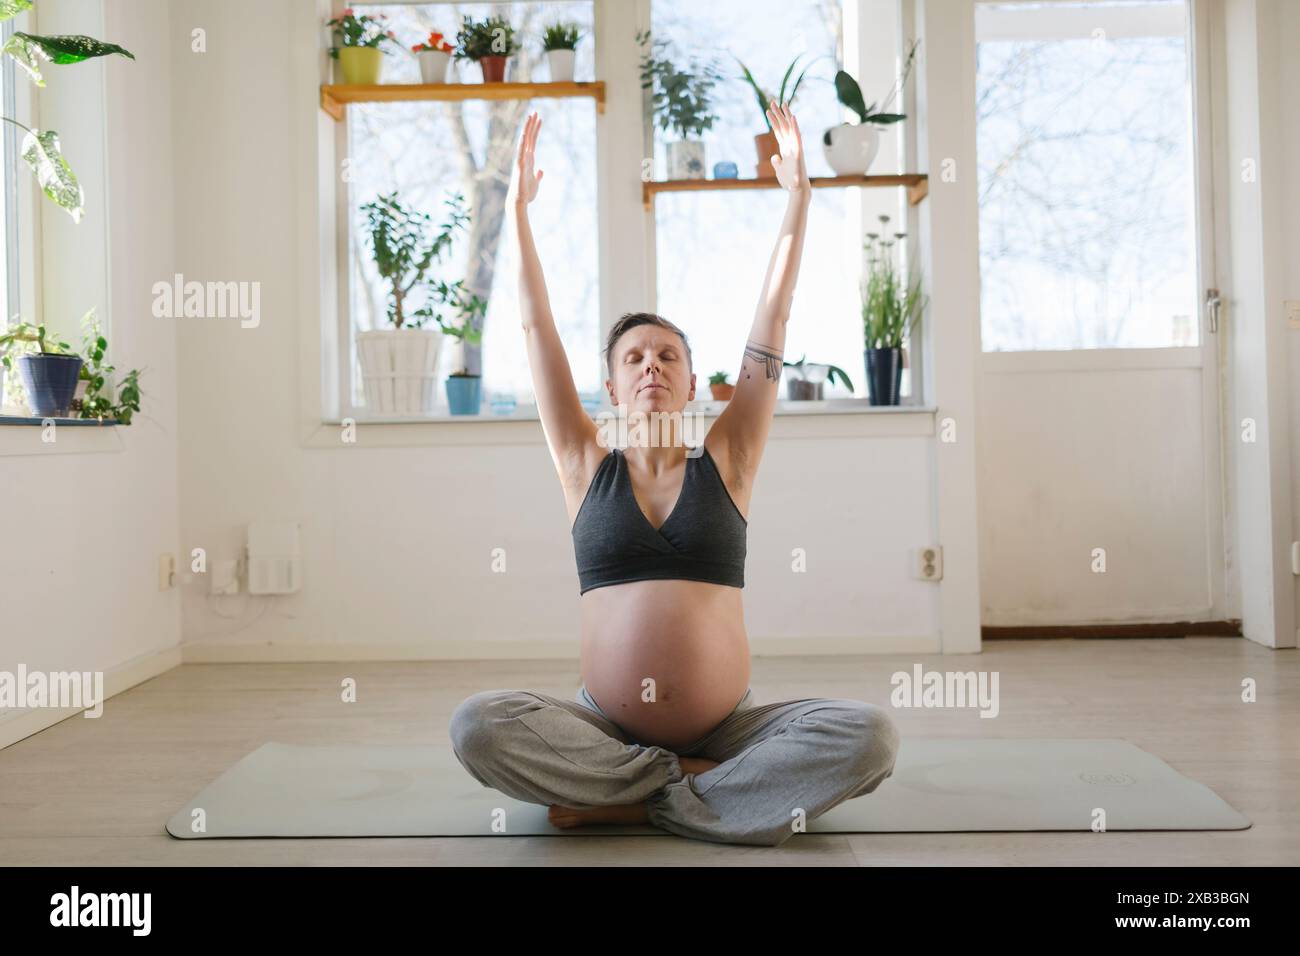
[416,49,450,84]
[822,123,881,176]
[667,139,706,180]
[546,48,575,82]
[356,328,445,415]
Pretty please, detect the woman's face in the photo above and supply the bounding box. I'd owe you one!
[607,325,695,414]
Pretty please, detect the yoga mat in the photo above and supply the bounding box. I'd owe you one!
[165,738,1249,839]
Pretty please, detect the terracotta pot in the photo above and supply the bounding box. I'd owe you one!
[709,382,736,401]
[754,130,779,179]
[478,55,507,83]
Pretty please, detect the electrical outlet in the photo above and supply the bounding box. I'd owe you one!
[917,546,943,581]
[158,553,176,591]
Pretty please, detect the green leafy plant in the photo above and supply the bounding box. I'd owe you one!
[636,29,721,140]
[325,9,397,59]
[74,310,142,423]
[708,370,730,386]
[0,1,135,222]
[0,320,70,362]
[734,52,822,130]
[828,39,919,144]
[441,312,484,377]
[359,190,486,335]
[541,22,581,52]
[455,15,518,61]
[861,214,927,349]
[782,354,854,393]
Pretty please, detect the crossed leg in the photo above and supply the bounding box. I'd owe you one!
[449,688,900,847]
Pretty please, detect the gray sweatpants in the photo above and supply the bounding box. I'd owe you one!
[448,684,900,847]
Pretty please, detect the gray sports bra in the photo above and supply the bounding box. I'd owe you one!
[570,445,747,595]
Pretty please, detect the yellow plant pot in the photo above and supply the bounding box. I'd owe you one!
[339,47,383,85]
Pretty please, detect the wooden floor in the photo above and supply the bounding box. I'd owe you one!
[1,637,1295,866]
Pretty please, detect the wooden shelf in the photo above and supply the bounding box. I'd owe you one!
[642,173,928,210]
[320,80,605,120]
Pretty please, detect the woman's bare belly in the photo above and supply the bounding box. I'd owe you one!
[580,579,750,751]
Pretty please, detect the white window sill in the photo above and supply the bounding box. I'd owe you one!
[0,416,124,457]
[303,400,937,447]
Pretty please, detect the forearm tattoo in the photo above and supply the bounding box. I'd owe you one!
[743,340,784,382]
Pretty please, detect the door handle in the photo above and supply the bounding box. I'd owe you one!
[1204,288,1221,334]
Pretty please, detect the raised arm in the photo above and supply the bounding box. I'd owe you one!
[708,103,811,484]
[509,112,599,488]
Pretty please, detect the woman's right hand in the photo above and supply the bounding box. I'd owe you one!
[512,111,544,208]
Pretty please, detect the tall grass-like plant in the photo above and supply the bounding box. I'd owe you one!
[541,22,581,52]
[734,53,823,129]
[861,214,926,349]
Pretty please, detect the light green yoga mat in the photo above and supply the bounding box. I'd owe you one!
[165,738,1249,838]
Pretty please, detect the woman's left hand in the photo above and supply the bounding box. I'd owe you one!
[766,102,809,194]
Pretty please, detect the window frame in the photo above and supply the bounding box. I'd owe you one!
[0,9,43,413]
[973,0,1206,355]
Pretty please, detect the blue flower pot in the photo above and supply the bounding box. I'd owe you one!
[18,353,83,417]
[445,375,481,415]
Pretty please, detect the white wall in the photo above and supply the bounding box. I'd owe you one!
[1218,0,1295,648]
[0,0,180,742]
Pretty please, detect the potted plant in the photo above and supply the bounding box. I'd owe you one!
[735,53,820,178]
[442,314,485,415]
[412,30,454,84]
[708,370,735,401]
[357,191,486,416]
[637,29,721,180]
[542,22,581,82]
[0,323,81,417]
[327,9,397,85]
[823,39,918,176]
[781,354,854,401]
[862,215,926,405]
[456,14,518,84]
[0,309,142,421]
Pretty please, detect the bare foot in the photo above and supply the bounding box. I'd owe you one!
[546,758,723,829]
[548,803,649,828]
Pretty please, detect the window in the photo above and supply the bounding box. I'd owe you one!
[342,2,598,415]
[975,0,1199,351]
[650,0,878,399]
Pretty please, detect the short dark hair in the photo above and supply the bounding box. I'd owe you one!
[605,312,693,377]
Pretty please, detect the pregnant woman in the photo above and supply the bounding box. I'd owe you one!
[450,104,900,847]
